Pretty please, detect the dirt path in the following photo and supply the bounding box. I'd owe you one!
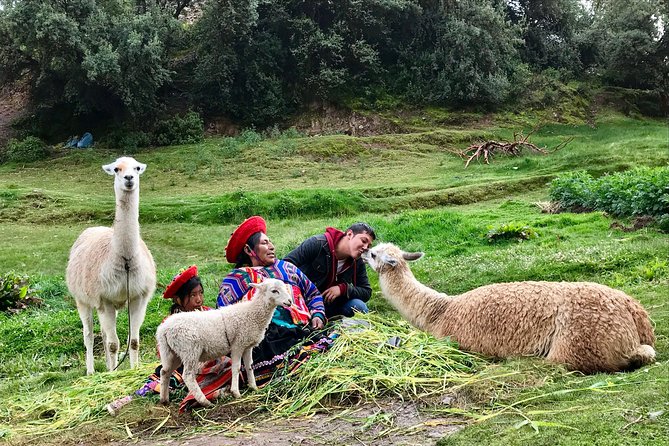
[114,399,464,446]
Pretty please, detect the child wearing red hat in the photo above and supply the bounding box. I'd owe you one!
[162,265,211,314]
[107,266,212,415]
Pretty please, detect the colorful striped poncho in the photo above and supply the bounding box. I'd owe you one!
[217,259,326,324]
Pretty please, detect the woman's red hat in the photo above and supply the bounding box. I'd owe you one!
[225,216,267,263]
[163,265,198,299]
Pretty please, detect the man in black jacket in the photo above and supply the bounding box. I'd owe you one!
[283,222,376,318]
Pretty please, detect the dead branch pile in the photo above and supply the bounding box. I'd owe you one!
[460,129,572,168]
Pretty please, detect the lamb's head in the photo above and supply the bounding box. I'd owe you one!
[249,278,294,308]
[103,157,147,192]
[362,243,424,273]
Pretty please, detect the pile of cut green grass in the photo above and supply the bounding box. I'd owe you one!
[0,314,486,441]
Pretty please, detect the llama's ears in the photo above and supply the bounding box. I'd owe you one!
[102,162,116,175]
[402,252,424,262]
[249,282,261,289]
[136,162,147,174]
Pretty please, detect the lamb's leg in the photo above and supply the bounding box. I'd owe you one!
[97,302,119,371]
[127,296,149,368]
[76,303,95,375]
[181,359,213,408]
[158,348,181,405]
[242,348,257,391]
[229,348,243,398]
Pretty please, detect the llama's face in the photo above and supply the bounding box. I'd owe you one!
[362,243,424,272]
[250,278,294,308]
[103,157,146,192]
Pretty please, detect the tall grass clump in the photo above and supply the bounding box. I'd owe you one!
[549,167,669,217]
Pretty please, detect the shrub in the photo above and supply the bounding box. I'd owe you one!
[152,111,204,146]
[101,130,151,151]
[549,167,669,217]
[486,222,538,243]
[0,272,42,314]
[548,171,596,211]
[3,136,48,163]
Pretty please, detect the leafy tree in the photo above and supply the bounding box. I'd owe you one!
[592,0,665,89]
[191,0,417,125]
[136,0,196,18]
[0,0,179,131]
[506,0,587,73]
[395,0,522,106]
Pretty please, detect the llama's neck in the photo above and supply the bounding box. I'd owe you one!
[379,264,451,336]
[111,188,140,259]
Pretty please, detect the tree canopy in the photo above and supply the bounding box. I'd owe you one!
[0,0,666,133]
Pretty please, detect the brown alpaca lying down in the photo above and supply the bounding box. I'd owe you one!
[363,243,655,374]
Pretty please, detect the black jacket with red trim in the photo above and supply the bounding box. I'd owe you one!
[283,233,372,303]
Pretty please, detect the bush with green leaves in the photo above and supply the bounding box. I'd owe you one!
[486,222,538,243]
[101,130,152,151]
[152,111,204,146]
[0,272,42,314]
[3,136,48,163]
[549,167,669,217]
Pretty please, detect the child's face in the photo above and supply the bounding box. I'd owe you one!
[178,284,204,311]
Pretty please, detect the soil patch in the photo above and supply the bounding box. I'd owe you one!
[0,80,30,146]
[112,398,464,446]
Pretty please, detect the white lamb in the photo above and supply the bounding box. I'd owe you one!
[156,278,294,407]
[66,157,156,375]
[363,243,656,374]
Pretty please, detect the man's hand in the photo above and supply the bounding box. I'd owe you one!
[322,286,342,304]
[311,316,324,329]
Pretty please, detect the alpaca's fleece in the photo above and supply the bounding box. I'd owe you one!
[66,157,156,375]
[364,243,655,374]
[156,278,294,407]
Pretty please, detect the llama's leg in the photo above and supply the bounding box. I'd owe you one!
[127,296,149,368]
[76,303,96,375]
[229,348,243,398]
[98,302,119,371]
[181,359,213,407]
[242,348,257,391]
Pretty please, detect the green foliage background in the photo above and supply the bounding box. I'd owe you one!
[0,0,666,136]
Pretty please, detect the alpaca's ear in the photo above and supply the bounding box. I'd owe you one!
[136,163,147,174]
[249,282,260,289]
[381,254,398,267]
[102,162,117,175]
[402,252,424,261]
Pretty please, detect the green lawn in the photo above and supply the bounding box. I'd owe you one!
[0,111,667,445]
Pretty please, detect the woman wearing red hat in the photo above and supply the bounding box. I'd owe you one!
[179,216,336,411]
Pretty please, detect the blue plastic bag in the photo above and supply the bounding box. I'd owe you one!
[77,132,93,148]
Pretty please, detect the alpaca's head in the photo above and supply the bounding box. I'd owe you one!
[249,278,294,308]
[362,243,424,273]
[103,157,147,193]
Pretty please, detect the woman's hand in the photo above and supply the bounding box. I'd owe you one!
[311,316,324,329]
[322,286,342,304]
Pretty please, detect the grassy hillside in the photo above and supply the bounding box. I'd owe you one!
[0,110,667,445]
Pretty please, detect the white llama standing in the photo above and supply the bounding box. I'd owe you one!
[66,156,156,374]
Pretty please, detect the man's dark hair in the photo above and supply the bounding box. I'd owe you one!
[234,231,264,268]
[346,222,376,241]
